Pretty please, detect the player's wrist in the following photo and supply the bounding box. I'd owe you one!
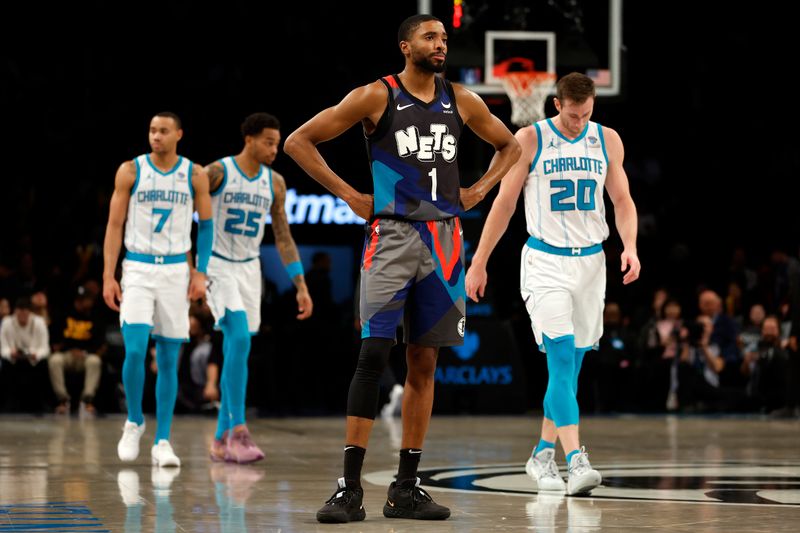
[469,254,489,269]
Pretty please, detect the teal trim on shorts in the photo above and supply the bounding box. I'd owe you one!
[525,236,602,257]
[125,251,187,264]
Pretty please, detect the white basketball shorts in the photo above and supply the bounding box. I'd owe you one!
[519,245,606,351]
[206,255,262,334]
[120,259,190,342]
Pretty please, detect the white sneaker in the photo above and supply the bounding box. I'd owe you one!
[117,469,143,506]
[525,448,566,491]
[118,420,146,461]
[567,447,602,495]
[381,384,404,418]
[151,439,181,467]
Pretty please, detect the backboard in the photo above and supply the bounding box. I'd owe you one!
[440,0,623,97]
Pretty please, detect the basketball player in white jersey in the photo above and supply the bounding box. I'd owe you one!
[103,111,214,467]
[466,73,640,495]
[204,112,313,464]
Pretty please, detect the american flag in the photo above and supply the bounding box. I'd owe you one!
[587,69,611,87]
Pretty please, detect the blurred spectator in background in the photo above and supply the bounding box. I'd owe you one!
[638,295,682,411]
[177,310,222,414]
[724,281,744,325]
[738,304,766,355]
[31,290,51,326]
[0,297,10,321]
[583,302,635,412]
[48,285,106,417]
[741,315,790,415]
[698,289,741,385]
[0,296,51,412]
[677,315,747,412]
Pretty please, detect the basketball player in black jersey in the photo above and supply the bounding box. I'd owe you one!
[286,14,520,523]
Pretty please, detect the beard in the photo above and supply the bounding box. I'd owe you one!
[413,53,446,73]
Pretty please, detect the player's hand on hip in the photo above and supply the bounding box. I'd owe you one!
[620,249,641,285]
[465,265,488,302]
[296,289,313,320]
[348,193,374,221]
[188,271,207,300]
[103,278,122,311]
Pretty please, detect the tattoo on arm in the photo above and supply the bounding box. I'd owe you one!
[271,174,304,285]
[272,209,300,265]
[207,163,224,193]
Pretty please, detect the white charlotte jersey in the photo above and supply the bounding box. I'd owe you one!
[524,119,610,249]
[125,154,195,256]
[211,156,274,261]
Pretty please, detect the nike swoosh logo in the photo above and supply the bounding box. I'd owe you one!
[387,500,395,507]
[441,101,451,108]
[396,103,414,111]
[409,450,422,454]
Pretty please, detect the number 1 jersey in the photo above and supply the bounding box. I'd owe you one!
[366,74,463,221]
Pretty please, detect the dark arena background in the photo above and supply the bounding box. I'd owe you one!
[1,1,798,531]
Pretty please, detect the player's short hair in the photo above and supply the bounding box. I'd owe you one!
[556,73,596,104]
[241,113,280,139]
[398,14,442,43]
[154,111,182,129]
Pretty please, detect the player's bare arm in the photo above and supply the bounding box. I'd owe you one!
[452,83,521,210]
[466,125,536,301]
[204,161,226,194]
[189,164,213,299]
[603,126,641,285]
[284,81,388,220]
[270,171,313,320]
[102,161,136,311]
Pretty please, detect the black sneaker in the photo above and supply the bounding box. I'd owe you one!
[316,477,366,523]
[383,477,450,520]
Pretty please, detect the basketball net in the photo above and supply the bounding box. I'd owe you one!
[494,58,556,127]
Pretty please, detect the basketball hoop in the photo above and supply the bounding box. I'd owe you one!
[494,58,556,127]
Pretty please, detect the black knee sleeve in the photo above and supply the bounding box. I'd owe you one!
[346,338,394,419]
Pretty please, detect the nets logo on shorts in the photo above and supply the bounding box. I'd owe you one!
[457,317,466,337]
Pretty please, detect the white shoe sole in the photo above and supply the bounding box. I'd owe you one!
[152,455,181,467]
[118,439,141,462]
[567,471,602,495]
[526,457,566,491]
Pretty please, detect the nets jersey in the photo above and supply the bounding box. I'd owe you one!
[367,74,463,221]
[125,154,195,256]
[524,119,610,248]
[210,156,274,261]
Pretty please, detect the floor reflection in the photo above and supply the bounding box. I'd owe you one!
[210,462,264,533]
